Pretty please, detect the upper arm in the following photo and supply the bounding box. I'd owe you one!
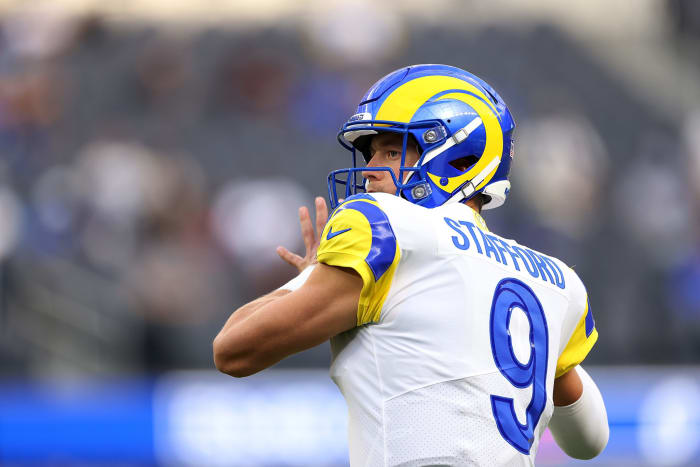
[549,365,608,459]
[553,366,583,406]
[260,263,361,352]
[217,195,403,376]
[317,195,401,325]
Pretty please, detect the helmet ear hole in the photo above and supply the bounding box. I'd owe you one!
[470,193,491,211]
[449,155,479,172]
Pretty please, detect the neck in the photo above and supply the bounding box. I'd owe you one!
[465,197,482,214]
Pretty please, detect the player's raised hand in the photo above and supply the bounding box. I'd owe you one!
[276,196,329,273]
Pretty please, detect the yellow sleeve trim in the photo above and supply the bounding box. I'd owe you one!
[556,298,598,378]
[316,197,401,325]
[473,211,489,232]
[317,248,400,325]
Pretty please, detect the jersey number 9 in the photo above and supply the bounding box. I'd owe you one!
[489,278,549,454]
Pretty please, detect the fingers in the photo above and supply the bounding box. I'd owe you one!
[299,206,315,255]
[294,198,330,266]
[278,198,330,273]
[276,246,303,269]
[315,197,329,241]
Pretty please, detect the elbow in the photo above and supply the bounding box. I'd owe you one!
[550,365,609,460]
[549,415,609,460]
[216,361,259,378]
[569,428,608,460]
[212,336,261,378]
[570,431,608,460]
[586,422,610,459]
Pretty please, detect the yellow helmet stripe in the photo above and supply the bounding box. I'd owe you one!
[375,75,498,123]
[426,92,503,193]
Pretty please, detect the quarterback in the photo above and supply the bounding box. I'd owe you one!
[214,65,609,465]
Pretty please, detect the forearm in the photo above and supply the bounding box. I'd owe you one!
[214,265,322,375]
[218,289,289,335]
[213,264,359,378]
[549,366,609,459]
[218,266,316,335]
[213,291,287,375]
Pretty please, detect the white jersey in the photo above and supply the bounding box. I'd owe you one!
[317,193,598,467]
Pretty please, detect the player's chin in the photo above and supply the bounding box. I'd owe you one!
[366,185,392,195]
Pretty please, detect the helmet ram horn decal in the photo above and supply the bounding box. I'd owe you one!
[328,64,516,210]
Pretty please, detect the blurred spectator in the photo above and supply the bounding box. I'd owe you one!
[512,113,609,240]
[0,185,22,260]
[75,141,163,272]
[682,110,700,217]
[289,68,362,135]
[0,64,64,187]
[662,110,700,344]
[668,0,700,42]
[302,0,404,67]
[613,133,691,266]
[211,177,311,294]
[208,46,296,118]
[2,3,77,60]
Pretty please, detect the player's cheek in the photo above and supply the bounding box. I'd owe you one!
[392,161,402,179]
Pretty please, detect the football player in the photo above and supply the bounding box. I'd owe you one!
[213,64,609,466]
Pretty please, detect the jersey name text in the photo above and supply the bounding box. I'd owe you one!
[443,216,566,289]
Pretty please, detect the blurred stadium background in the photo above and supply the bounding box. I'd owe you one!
[0,0,699,465]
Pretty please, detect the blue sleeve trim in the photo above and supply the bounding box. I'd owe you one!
[338,199,397,281]
[585,300,595,337]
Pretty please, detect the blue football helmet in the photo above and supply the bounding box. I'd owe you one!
[328,64,516,210]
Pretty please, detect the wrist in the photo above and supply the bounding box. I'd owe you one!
[277,264,316,292]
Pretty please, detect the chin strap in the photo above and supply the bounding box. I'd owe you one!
[458,156,500,198]
[443,156,501,206]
